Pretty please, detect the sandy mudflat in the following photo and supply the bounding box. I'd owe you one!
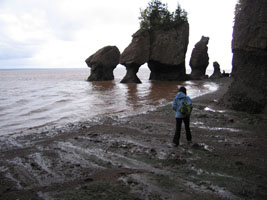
[0,77,267,200]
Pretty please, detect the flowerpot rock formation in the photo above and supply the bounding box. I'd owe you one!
[120,22,189,83]
[85,46,120,81]
[120,29,150,83]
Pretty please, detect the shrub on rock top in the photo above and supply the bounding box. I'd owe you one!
[139,0,188,31]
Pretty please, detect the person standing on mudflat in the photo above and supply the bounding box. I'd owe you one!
[172,87,193,146]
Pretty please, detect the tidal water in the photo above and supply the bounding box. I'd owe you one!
[0,67,218,135]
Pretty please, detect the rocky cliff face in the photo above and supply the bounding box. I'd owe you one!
[85,46,120,81]
[223,0,267,113]
[189,36,209,80]
[120,22,189,83]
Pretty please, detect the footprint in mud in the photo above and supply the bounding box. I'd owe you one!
[192,143,214,152]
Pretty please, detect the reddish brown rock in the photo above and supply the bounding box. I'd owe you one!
[85,46,120,81]
[120,21,189,83]
[210,61,222,79]
[120,30,150,83]
[189,36,209,80]
[148,22,189,81]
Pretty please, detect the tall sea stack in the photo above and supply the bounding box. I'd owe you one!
[189,36,209,80]
[148,23,189,81]
[224,0,267,113]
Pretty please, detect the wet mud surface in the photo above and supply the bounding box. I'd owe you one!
[0,78,267,200]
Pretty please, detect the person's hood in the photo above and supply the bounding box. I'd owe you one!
[176,92,186,99]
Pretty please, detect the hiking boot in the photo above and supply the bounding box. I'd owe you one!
[168,143,179,148]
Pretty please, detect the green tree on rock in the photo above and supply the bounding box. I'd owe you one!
[139,0,188,30]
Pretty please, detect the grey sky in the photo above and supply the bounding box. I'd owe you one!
[0,0,237,72]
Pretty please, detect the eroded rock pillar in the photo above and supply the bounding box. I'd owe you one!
[120,29,150,83]
[85,46,120,81]
[189,36,209,80]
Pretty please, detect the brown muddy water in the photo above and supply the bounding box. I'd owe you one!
[0,67,218,135]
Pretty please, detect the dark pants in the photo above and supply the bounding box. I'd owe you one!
[173,117,192,145]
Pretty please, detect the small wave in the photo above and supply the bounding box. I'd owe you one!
[54,99,72,104]
[19,107,51,117]
[15,99,30,105]
[1,122,23,129]
[0,106,8,111]
[26,122,56,130]
[1,99,30,110]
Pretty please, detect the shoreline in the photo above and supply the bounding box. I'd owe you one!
[0,77,267,199]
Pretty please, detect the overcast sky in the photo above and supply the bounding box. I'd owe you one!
[0,0,237,72]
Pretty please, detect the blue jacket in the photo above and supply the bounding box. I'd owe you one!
[172,92,192,118]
